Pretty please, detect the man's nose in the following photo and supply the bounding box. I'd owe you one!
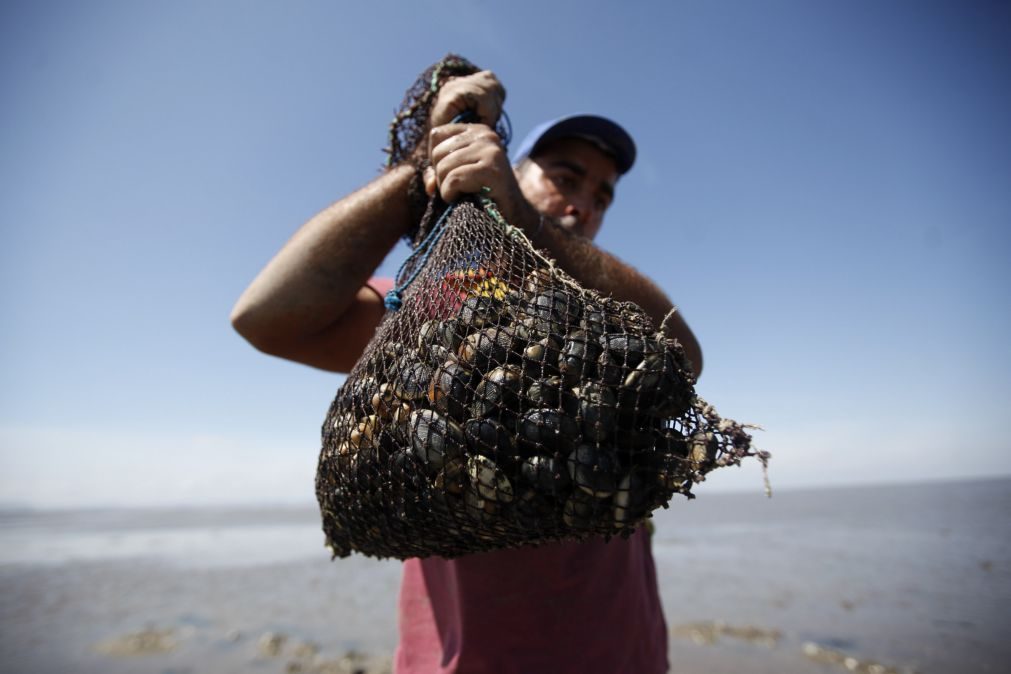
[563,202,588,226]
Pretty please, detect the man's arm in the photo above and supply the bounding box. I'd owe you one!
[230,164,414,373]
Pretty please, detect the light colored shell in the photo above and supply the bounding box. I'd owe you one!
[467,455,514,503]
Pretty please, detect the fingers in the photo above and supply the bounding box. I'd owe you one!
[427,124,512,204]
[430,70,506,128]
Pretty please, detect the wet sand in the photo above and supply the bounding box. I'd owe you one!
[1,477,1009,673]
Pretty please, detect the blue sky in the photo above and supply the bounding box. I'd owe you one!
[1,1,1008,507]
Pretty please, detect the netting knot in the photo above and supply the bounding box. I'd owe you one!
[384,289,404,311]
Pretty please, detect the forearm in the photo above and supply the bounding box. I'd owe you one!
[231,164,415,356]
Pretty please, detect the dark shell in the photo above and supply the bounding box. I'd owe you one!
[521,268,554,295]
[562,490,607,529]
[416,319,442,352]
[558,330,603,385]
[409,409,465,473]
[567,444,619,498]
[599,334,654,368]
[470,365,523,419]
[577,382,618,443]
[458,326,517,372]
[517,407,580,453]
[467,455,514,503]
[458,295,504,330]
[394,362,434,401]
[520,454,571,495]
[521,335,563,377]
[613,470,652,527]
[464,417,515,460]
[345,375,378,414]
[516,289,581,335]
[524,376,563,409]
[596,351,624,387]
[428,360,473,421]
[433,458,468,496]
[426,343,456,367]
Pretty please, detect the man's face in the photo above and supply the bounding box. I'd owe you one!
[514,138,620,241]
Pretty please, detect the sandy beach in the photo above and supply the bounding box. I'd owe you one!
[1,477,1009,673]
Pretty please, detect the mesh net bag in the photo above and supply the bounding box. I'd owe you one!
[316,55,767,560]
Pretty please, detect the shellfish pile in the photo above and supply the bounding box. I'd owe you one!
[316,206,758,560]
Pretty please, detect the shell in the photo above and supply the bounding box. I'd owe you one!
[522,335,563,377]
[516,289,581,335]
[520,455,570,495]
[467,455,514,503]
[463,417,515,460]
[349,414,381,450]
[613,471,651,527]
[517,407,581,454]
[428,360,473,421]
[433,458,468,496]
[558,330,603,385]
[458,326,517,372]
[371,383,399,420]
[458,295,504,330]
[524,376,563,409]
[562,490,606,530]
[470,365,522,419]
[409,409,465,473]
[567,444,619,498]
[577,382,618,443]
[394,362,434,401]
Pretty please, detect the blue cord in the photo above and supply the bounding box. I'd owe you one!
[384,203,456,310]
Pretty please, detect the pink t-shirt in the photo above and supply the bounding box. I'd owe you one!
[366,278,669,674]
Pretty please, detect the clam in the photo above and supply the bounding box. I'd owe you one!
[521,268,554,295]
[464,417,515,460]
[331,410,358,440]
[524,376,563,409]
[389,401,414,444]
[522,335,562,377]
[558,330,602,385]
[370,383,399,420]
[458,295,504,330]
[438,318,465,352]
[463,484,501,524]
[577,382,618,443]
[457,326,517,372]
[408,409,465,473]
[344,374,378,414]
[579,304,608,339]
[600,334,651,368]
[516,289,581,335]
[596,351,624,387]
[562,490,605,530]
[428,360,473,421]
[417,319,442,352]
[426,343,456,367]
[567,444,619,498]
[613,471,651,527]
[517,407,581,453]
[394,362,434,401]
[511,316,543,342]
[520,455,570,495]
[433,458,468,496]
[467,455,514,503]
[349,414,381,450]
[470,365,522,419]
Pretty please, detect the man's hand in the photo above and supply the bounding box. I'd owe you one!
[430,70,506,128]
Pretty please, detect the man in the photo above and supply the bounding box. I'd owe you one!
[232,70,702,673]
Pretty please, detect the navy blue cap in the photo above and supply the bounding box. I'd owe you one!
[511,114,637,175]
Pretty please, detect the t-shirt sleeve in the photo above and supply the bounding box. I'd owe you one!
[364,277,395,304]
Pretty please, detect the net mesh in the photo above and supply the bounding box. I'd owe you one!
[316,55,766,560]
